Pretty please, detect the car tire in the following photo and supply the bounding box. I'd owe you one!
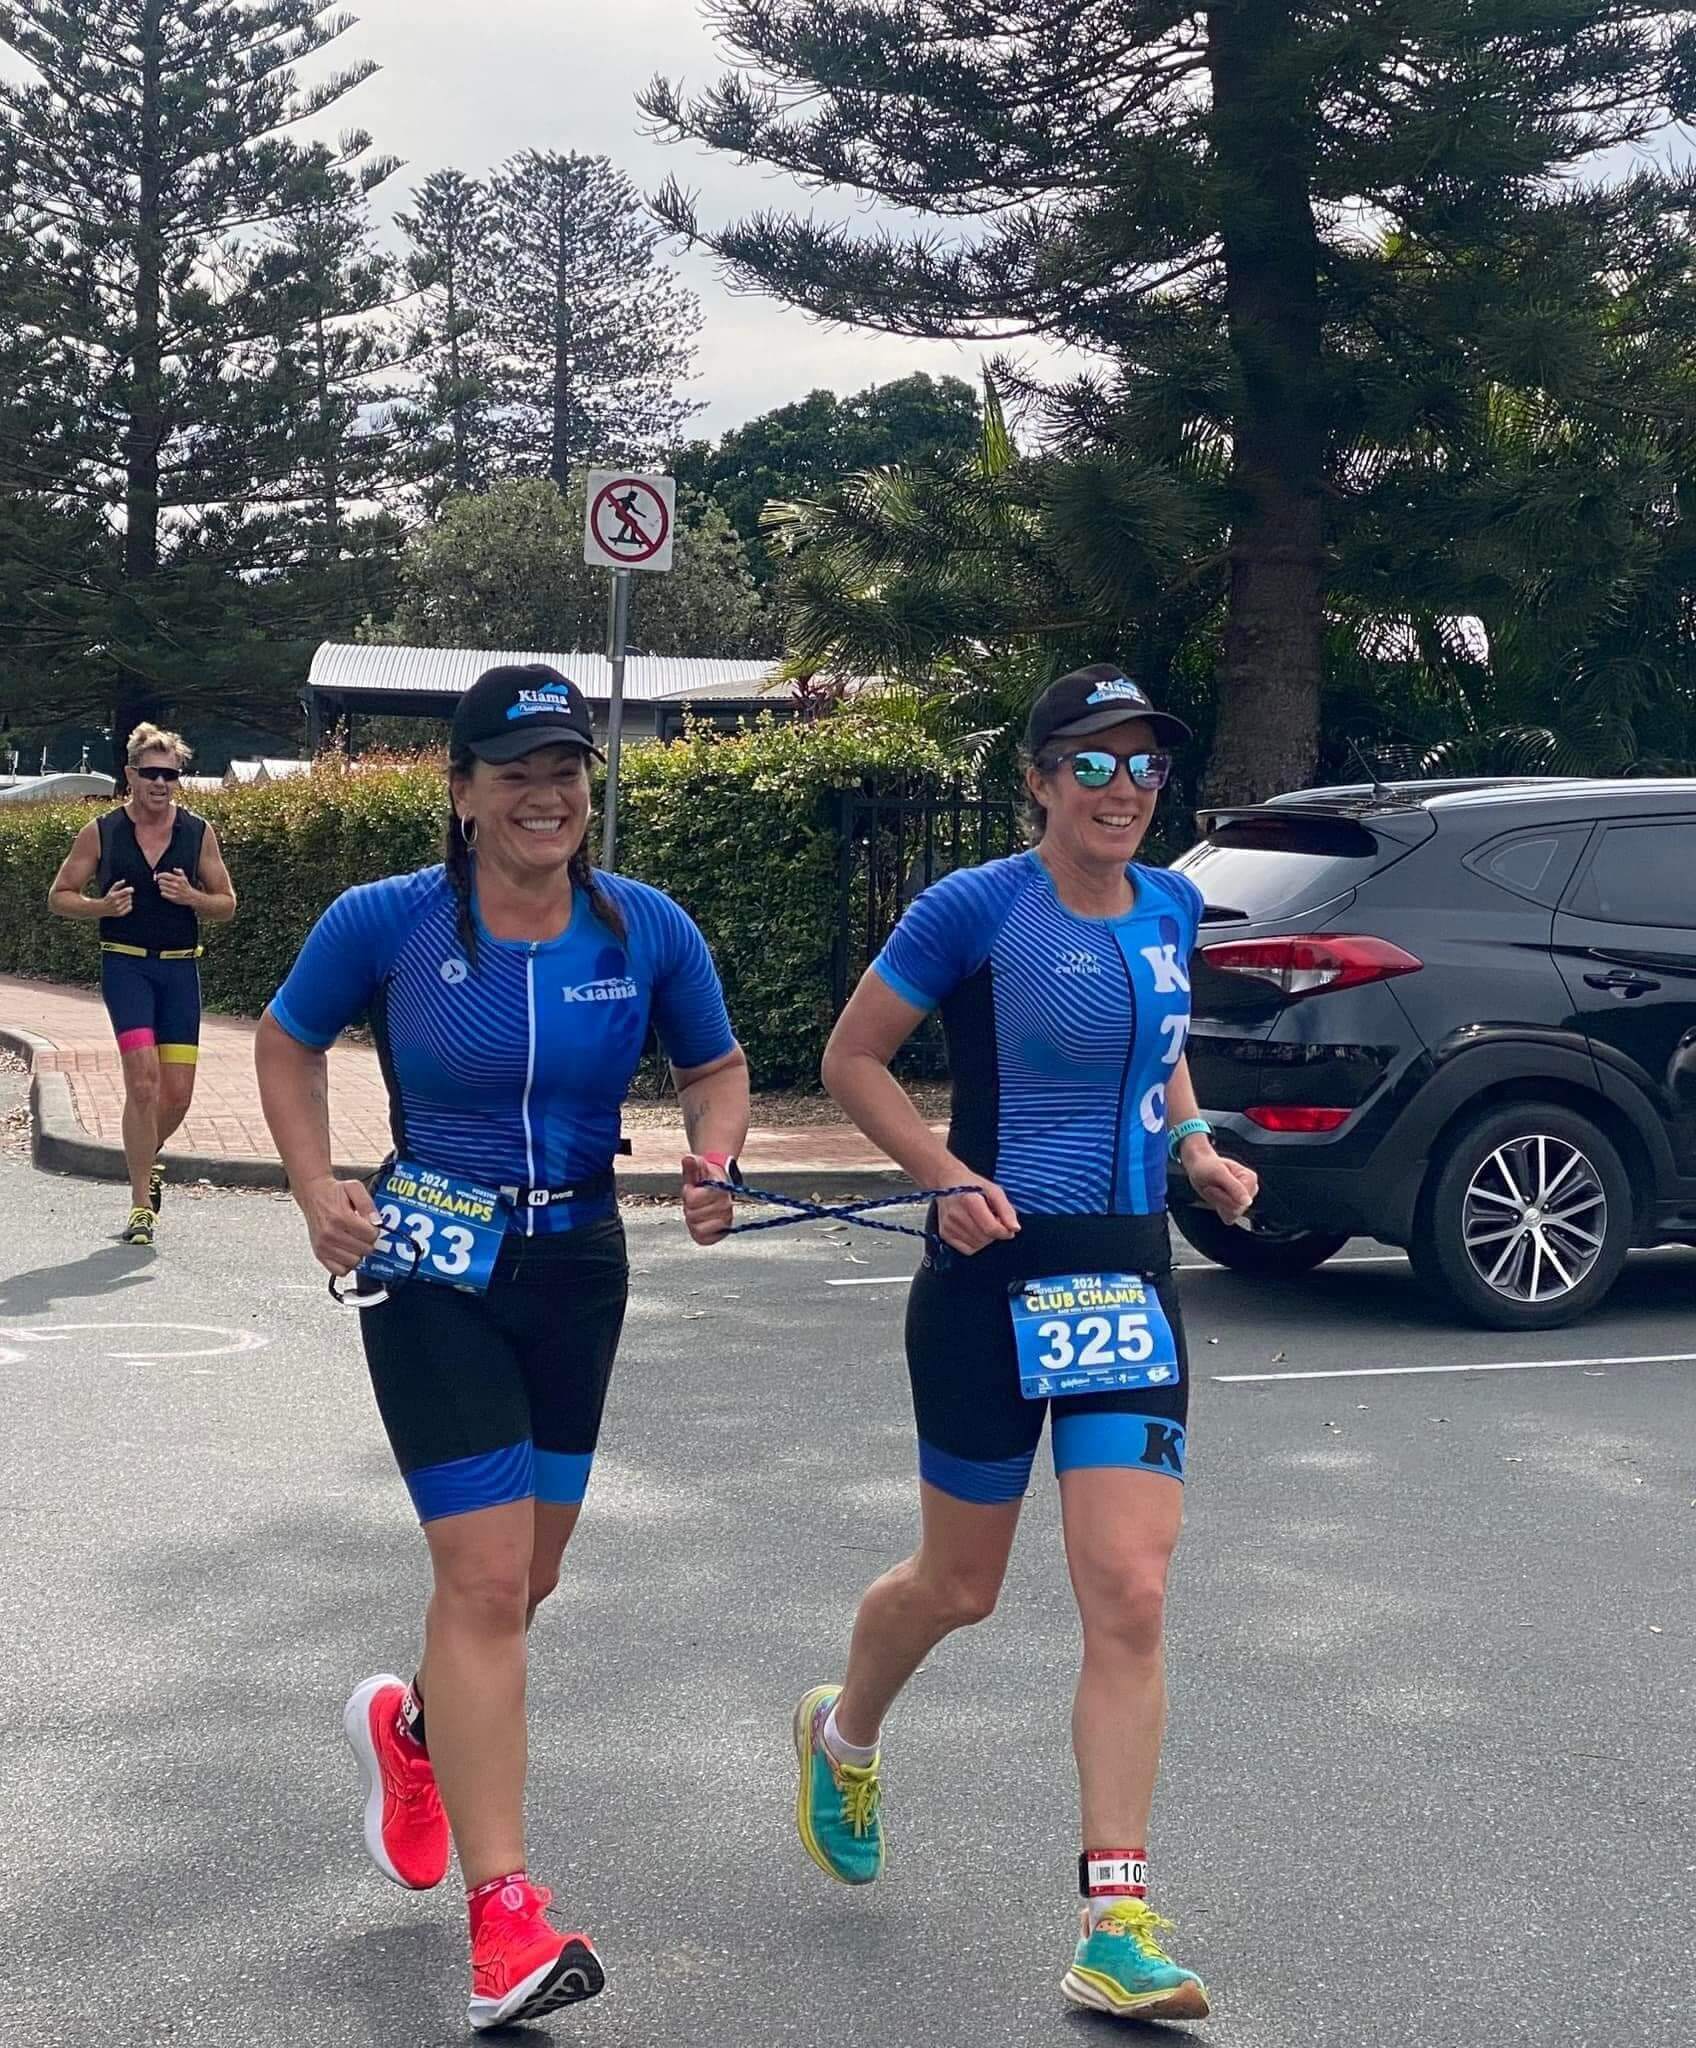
[1170,1205,1350,1276]
[1409,1101,1632,1331]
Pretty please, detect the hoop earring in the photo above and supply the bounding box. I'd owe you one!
[461,815,478,850]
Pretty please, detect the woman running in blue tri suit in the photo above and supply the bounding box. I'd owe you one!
[794,665,1257,2022]
[255,664,749,2034]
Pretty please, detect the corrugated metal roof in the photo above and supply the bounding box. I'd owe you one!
[0,772,115,803]
[308,642,783,705]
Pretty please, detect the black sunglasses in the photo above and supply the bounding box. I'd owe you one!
[1045,748,1172,792]
[133,765,181,783]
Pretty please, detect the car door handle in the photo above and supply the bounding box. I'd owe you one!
[1584,969,1661,996]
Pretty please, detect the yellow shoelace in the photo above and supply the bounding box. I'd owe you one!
[1094,1899,1178,1961]
[833,1758,881,1839]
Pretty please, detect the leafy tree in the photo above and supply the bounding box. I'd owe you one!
[249,168,418,565]
[768,176,1696,795]
[674,371,980,581]
[486,150,701,489]
[0,0,398,760]
[645,0,1696,802]
[772,374,1221,691]
[0,149,110,724]
[369,478,773,657]
[397,170,499,503]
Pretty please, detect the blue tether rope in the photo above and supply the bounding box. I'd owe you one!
[699,1178,980,1261]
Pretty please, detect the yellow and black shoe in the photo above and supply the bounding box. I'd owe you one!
[120,1206,156,1247]
[792,1685,884,1884]
[149,1163,165,1213]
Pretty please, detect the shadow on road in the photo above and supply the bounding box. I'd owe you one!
[1062,2017,1205,2042]
[0,1243,156,1316]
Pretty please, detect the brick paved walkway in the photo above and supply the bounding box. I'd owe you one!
[0,972,904,1181]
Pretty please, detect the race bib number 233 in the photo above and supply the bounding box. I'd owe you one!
[361,1161,508,1295]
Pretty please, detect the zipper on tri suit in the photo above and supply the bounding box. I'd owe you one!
[521,942,540,1238]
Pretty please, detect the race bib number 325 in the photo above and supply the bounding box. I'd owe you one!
[1010,1271,1182,1401]
[361,1161,508,1295]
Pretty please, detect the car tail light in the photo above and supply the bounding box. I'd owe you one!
[1198,934,1422,997]
[1245,1105,1352,1132]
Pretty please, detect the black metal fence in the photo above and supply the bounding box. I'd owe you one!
[831,788,1020,1024]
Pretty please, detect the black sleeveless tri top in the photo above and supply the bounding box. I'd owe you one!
[96,806,208,951]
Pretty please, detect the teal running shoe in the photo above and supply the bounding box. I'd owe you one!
[792,1685,883,1885]
[1062,1900,1210,2021]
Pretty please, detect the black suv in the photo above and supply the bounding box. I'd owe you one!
[1169,776,1696,1328]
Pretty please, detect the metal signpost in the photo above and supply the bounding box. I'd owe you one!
[583,469,676,869]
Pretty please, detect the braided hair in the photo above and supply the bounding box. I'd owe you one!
[443,745,626,968]
[442,799,481,967]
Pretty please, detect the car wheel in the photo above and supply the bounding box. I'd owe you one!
[1171,1204,1350,1276]
[1410,1102,1632,1330]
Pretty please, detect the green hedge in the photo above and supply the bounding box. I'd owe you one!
[0,716,956,1086]
[616,712,953,1083]
[0,760,443,1021]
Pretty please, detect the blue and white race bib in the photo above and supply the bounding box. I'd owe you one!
[1010,1271,1182,1401]
[361,1161,508,1296]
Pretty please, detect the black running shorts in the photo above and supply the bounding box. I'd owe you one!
[904,1210,1190,1504]
[357,1215,629,1522]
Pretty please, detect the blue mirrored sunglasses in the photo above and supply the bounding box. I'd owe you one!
[1049,749,1172,792]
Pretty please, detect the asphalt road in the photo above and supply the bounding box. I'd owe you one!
[2,1060,1693,2048]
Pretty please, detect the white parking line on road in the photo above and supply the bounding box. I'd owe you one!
[828,1253,1412,1288]
[1186,1253,1408,1271]
[0,1321,270,1362]
[1215,1351,1696,1384]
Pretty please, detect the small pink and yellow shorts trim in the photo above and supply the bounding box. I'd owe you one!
[100,950,202,1067]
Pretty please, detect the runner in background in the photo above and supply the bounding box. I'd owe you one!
[798,664,1256,2022]
[46,724,236,1246]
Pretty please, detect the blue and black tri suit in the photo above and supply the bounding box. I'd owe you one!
[268,864,735,1523]
[872,850,1205,1504]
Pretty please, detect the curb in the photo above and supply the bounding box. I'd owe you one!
[2,1024,918,1200]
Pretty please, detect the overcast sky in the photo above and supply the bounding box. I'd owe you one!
[315,0,1012,440]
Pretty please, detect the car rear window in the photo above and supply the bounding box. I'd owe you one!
[1176,817,1389,923]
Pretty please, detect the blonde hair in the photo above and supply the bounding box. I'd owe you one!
[126,723,193,769]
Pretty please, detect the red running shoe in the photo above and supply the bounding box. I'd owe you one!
[468,1879,604,2032]
[341,1673,450,1891]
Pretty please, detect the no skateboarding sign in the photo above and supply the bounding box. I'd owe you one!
[583,467,677,872]
[584,470,676,573]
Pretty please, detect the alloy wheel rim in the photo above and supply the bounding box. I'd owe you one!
[1461,1134,1607,1303]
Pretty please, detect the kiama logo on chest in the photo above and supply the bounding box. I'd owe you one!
[562,977,638,1003]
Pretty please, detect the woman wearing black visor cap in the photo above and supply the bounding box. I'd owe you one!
[798,663,1256,2021]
